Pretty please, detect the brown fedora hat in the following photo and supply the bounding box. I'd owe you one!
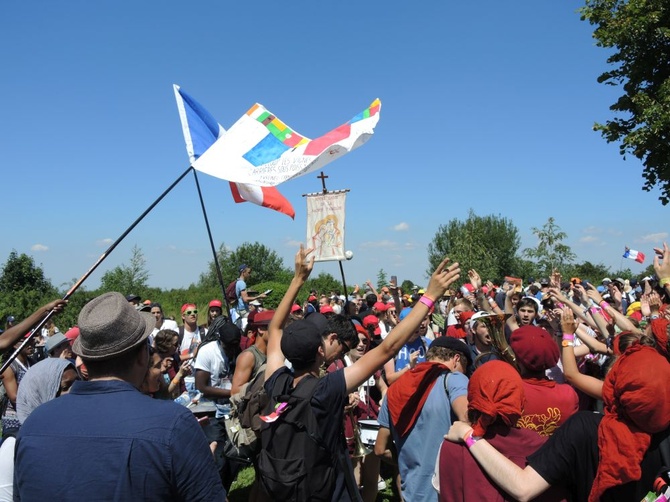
[73,292,154,361]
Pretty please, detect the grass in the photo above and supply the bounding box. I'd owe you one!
[227,466,401,502]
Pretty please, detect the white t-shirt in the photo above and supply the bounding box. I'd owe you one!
[151,319,179,337]
[194,341,231,418]
[0,437,15,502]
[179,326,202,354]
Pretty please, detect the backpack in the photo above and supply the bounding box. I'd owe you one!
[257,374,337,501]
[222,361,268,463]
[225,280,238,306]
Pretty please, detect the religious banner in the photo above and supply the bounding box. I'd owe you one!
[306,192,346,262]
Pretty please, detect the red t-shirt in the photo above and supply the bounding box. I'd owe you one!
[438,424,567,502]
[517,378,579,437]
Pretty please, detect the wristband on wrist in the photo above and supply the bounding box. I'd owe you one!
[599,301,609,311]
[463,428,480,448]
[171,376,181,386]
[419,295,435,309]
[562,334,575,341]
[660,277,670,287]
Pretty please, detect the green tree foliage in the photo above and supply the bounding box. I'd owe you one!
[99,245,150,296]
[376,269,388,290]
[427,210,521,283]
[0,251,58,327]
[198,242,291,289]
[580,0,670,204]
[567,261,612,283]
[523,217,576,277]
[305,272,345,299]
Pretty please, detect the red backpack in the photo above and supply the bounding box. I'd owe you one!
[225,280,238,306]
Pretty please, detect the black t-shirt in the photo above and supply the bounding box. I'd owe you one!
[264,367,355,502]
[528,411,670,502]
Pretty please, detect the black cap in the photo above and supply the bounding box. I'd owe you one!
[281,319,324,370]
[126,294,141,302]
[430,336,472,366]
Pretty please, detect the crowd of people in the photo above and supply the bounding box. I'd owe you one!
[1,243,670,501]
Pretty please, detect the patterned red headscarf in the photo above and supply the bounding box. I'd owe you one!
[589,345,670,501]
[467,360,524,436]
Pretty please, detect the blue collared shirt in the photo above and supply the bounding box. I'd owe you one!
[14,380,225,501]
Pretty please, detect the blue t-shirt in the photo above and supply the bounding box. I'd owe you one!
[15,380,225,501]
[378,371,468,502]
[235,278,247,311]
[394,336,431,371]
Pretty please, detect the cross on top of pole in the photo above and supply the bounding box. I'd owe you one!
[317,171,329,193]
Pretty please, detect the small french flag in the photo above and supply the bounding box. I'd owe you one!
[623,247,645,264]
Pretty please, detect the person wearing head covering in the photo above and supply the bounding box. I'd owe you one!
[434,361,566,502]
[260,246,461,501]
[0,358,78,501]
[375,336,470,502]
[13,292,225,501]
[445,344,670,502]
[510,325,579,436]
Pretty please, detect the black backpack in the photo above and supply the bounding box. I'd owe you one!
[257,374,337,501]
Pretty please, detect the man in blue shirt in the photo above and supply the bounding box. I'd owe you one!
[14,292,225,501]
[375,336,470,502]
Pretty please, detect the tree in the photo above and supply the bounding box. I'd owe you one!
[0,251,58,325]
[99,245,150,295]
[523,217,576,277]
[568,261,612,283]
[198,242,291,289]
[427,210,521,283]
[580,0,670,204]
[376,269,388,290]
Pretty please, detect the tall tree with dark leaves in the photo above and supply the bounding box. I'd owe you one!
[581,0,670,204]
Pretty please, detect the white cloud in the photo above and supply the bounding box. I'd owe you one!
[581,226,602,234]
[95,238,113,247]
[638,232,668,243]
[579,236,600,244]
[31,244,48,252]
[284,239,303,248]
[393,222,409,231]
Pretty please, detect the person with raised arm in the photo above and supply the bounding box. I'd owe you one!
[260,245,460,501]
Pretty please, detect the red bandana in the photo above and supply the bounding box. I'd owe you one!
[468,360,524,437]
[589,345,670,501]
[387,361,448,437]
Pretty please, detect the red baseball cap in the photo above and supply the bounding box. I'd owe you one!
[209,299,223,308]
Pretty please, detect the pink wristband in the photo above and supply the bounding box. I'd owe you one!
[600,301,609,310]
[419,295,435,309]
[463,430,479,449]
[562,334,574,341]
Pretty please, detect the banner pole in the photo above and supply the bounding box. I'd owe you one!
[192,169,229,317]
[0,165,194,375]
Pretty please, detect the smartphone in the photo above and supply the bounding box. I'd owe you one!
[390,275,398,286]
[263,289,273,296]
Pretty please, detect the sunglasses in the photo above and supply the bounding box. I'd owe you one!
[184,309,198,316]
[339,338,351,352]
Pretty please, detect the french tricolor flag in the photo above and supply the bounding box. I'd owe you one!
[173,85,295,219]
[623,247,645,264]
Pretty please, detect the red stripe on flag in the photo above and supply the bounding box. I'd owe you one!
[304,124,351,156]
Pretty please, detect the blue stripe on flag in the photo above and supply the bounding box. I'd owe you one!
[243,134,290,166]
[177,88,221,158]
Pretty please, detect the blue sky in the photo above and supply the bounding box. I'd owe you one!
[2,1,667,292]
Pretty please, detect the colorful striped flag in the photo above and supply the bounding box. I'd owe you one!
[192,99,381,186]
[173,85,295,219]
[623,247,645,264]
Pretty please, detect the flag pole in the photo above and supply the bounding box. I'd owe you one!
[191,169,229,317]
[0,165,194,375]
